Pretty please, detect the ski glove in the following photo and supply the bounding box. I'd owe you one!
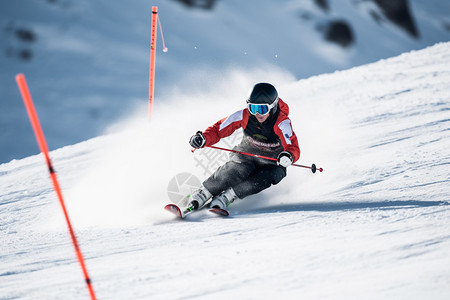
[277,151,293,168]
[189,131,206,149]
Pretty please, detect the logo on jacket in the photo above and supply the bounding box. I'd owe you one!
[247,136,281,150]
[253,134,268,140]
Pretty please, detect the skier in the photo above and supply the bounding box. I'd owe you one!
[188,82,300,211]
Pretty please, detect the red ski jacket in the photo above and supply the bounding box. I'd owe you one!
[202,98,300,163]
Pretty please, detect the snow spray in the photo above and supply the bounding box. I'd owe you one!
[15,74,97,300]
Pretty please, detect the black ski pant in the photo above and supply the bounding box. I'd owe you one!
[203,154,287,199]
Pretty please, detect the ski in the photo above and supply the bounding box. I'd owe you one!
[209,208,229,217]
[164,204,195,219]
[164,203,229,218]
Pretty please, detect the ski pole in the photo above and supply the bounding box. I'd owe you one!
[194,145,323,173]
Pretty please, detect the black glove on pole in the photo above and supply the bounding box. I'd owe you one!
[189,131,206,149]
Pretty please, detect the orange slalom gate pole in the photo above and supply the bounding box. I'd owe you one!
[148,6,158,117]
[15,74,97,300]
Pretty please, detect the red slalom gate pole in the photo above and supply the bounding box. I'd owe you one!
[148,6,158,118]
[205,145,323,173]
[15,74,97,300]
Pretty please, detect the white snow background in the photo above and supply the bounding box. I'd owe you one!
[1,39,450,298]
[1,0,450,163]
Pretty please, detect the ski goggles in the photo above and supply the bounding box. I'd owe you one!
[247,99,278,116]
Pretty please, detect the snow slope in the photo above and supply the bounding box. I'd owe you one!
[1,42,450,299]
[1,0,450,163]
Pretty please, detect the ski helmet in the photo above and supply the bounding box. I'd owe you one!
[247,83,279,115]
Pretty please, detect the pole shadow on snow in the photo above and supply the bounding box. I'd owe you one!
[234,200,449,216]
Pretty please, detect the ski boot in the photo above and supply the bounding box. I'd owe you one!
[189,186,213,210]
[209,187,238,209]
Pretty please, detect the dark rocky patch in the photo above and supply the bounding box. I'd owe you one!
[373,0,419,38]
[324,20,354,47]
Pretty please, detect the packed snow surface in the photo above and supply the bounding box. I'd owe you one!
[1,42,449,299]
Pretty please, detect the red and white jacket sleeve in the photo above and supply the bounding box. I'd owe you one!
[202,109,247,147]
[274,118,300,163]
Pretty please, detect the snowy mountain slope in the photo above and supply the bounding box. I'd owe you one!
[1,42,450,299]
[1,0,450,163]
